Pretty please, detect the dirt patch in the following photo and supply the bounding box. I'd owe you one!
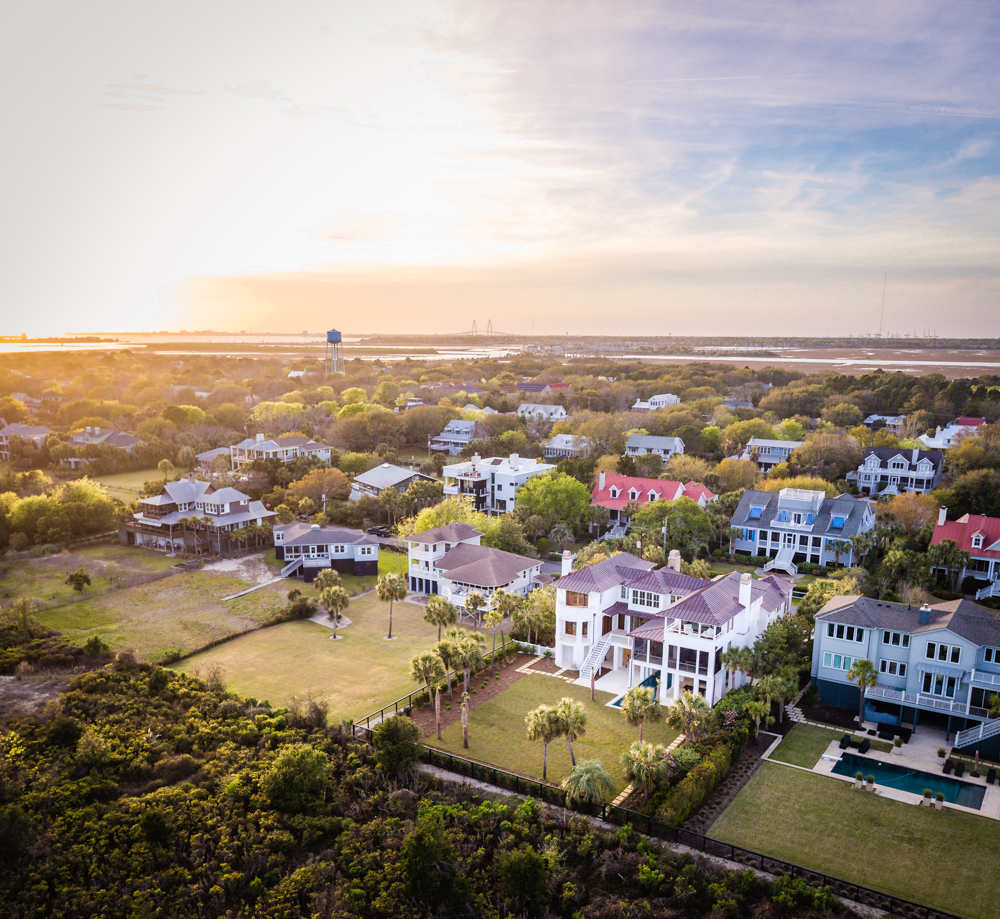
[0,672,75,725]
[200,553,276,586]
[409,652,541,738]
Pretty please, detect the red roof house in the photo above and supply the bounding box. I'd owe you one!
[931,511,1000,590]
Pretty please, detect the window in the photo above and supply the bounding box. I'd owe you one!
[609,487,620,498]
[565,591,589,607]
[620,586,628,600]
[925,642,960,664]
[984,647,1000,663]
[826,623,864,643]
[972,534,984,549]
[922,672,957,698]
[581,622,589,637]
[778,510,788,521]
[879,660,907,677]
[823,652,854,671]
[631,590,660,608]
[628,489,638,500]
[564,622,577,635]
[830,515,845,529]
[793,512,802,524]
[749,506,763,519]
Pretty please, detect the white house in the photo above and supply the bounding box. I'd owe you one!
[553,552,793,704]
[517,403,569,423]
[230,433,333,470]
[543,434,590,460]
[406,522,543,611]
[624,434,685,461]
[740,438,803,473]
[430,419,487,456]
[918,417,986,450]
[631,393,680,411]
[849,447,943,496]
[274,523,378,580]
[442,453,556,514]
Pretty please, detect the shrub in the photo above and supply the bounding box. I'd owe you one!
[936,791,945,802]
[372,715,421,778]
[261,744,330,812]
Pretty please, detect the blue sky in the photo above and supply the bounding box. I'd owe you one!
[2,1,997,337]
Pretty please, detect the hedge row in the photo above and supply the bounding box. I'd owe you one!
[655,741,736,826]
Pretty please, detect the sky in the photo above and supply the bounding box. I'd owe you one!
[2,1,998,338]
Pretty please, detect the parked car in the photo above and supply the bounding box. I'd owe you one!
[367,525,392,537]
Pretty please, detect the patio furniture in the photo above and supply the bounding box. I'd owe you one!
[987,768,996,785]
[955,762,965,778]
[867,729,877,736]
[858,739,871,754]
[849,738,861,749]
[943,761,953,775]
[839,734,851,750]
[899,727,912,743]
[877,728,894,741]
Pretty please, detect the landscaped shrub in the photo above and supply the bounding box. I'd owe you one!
[655,742,734,826]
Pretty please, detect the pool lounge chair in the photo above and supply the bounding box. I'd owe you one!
[987,768,996,785]
[955,762,965,778]
[943,760,953,775]
[839,734,851,750]
[858,738,871,754]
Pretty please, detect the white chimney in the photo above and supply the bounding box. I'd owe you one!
[95,427,101,436]
[561,550,575,576]
[510,452,520,471]
[912,447,918,464]
[739,572,752,609]
[472,453,480,474]
[667,549,682,572]
[938,506,947,526]
[256,433,265,442]
[85,426,92,434]
[599,471,606,491]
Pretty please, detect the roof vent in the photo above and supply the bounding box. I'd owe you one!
[918,603,932,625]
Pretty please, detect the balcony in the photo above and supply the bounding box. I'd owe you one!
[443,484,459,496]
[867,684,970,714]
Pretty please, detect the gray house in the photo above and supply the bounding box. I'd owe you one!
[731,488,875,575]
[274,523,379,580]
[430,419,487,456]
[740,437,803,473]
[624,434,685,461]
[350,462,437,501]
[849,447,944,496]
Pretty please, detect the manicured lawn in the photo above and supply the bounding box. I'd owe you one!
[284,549,409,596]
[1,543,179,608]
[171,592,442,718]
[429,678,679,791]
[710,763,998,919]
[91,468,161,501]
[37,571,288,661]
[769,724,850,768]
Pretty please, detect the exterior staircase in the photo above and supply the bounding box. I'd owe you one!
[954,717,1000,751]
[975,580,1000,601]
[579,635,612,684]
[280,557,303,578]
[764,546,798,576]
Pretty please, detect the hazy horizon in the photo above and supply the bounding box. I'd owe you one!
[4,1,998,338]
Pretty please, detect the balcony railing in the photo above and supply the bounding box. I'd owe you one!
[867,684,969,714]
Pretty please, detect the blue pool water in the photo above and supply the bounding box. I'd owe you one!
[833,753,986,809]
[610,673,661,708]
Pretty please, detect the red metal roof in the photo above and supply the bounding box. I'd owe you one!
[591,475,685,511]
[931,514,1000,559]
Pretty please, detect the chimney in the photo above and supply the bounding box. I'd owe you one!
[256,433,265,442]
[739,572,752,609]
[938,506,947,527]
[510,452,520,471]
[599,471,606,491]
[186,471,196,482]
[95,426,101,436]
[918,603,932,625]
[912,447,918,464]
[561,550,575,576]
[472,453,480,474]
[85,426,92,434]
[667,549,682,572]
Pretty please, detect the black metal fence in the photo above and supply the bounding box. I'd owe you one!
[357,721,964,919]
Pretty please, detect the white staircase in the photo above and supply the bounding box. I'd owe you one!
[954,717,1000,750]
[280,557,303,577]
[579,635,612,684]
[764,546,798,576]
[976,580,1000,601]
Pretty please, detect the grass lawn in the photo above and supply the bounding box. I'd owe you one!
[428,678,679,792]
[710,763,998,919]
[171,592,442,718]
[276,549,409,596]
[37,571,288,661]
[91,468,161,500]
[770,725,894,768]
[1,543,179,608]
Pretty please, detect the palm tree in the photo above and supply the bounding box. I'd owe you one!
[446,628,485,694]
[434,638,460,703]
[525,704,561,781]
[755,674,781,721]
[846,658,879,729]
[620,686,662,742]
[461,691,470,749]
[744,700,770,739]
[410,652,446,740]
[424,594,457,641]
[376,571,407,639]
[313,568,342,594]
[492,589,520,653]
[484,606,504,678]
[562,760,616,807]
[464,590,486,627]
[621,740,668,806]
[524,514,547,545]
[718,646,748,690]
[665,690,713,743]
[548,523,575,552]
[556,697,588,768]
[320,585,349,639]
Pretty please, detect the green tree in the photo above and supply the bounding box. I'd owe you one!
[313,568,342,594]
[423,594,457,641]
[64,566,91,593]
[261,743,330,812]
[434,637,460,703]
[411,651,446,740]
[562,760,616,806]
[525,704,561,781]
[621,740,668,805]
[464,590,486,627]
[513,471,593,534]
[620,685,662,742]
[461,691,470,749]
[376,571,407,639]
[796,576,860,624]
[399,807,462,905]
[372,714,421,778]
[484,605,504,677]
[665,690,713,743]
[846,658,879,729]
[743,700,770,739]
[556,697,587,767]
[927,539,971,592]
[446,628,485,694]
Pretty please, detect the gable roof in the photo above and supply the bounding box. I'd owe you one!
[861,447,943,469]
[436,543,538,587]
[932,514,1000,560]
[592,474,686,512]
[626,434,684,450]
[553,552,655,593]
[0,422,50,438]
[731,489,871,537]
[408,522,482,544]
[353,462,427,490]
[276,523,375,547]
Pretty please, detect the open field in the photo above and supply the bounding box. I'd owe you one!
[710,763,997,919]
[91,468,160,500]
[37,570,288,661]
[768,724,891,768]
[0,543,179,608]
[428,678,679,791]
[171,592,442,718]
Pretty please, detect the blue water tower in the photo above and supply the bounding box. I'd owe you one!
[324,329,344,374]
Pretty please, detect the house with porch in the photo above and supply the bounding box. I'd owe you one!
[442,454,555,514]
[119,474,276,555]
[429,419,487,456]
[554,552,793,705]
[405,522,543,612]
[0,422,51,462]
[517,403,569,423]
[730,487,875,575]
[624,434,685,461]
[631,393,680,411]
[740,437,803,473]
[811,595,1000,754]
[274,523,378,581]
[229,433,333,470]
[543,433,590,460]
[590,472,715,533]
[349,462,437,501]
[931,510,1000,600]
[849,447,943,496]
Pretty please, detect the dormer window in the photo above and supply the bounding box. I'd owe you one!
[830,515,845,529]
[972,534,984,549]
[609,486,620,498]
[749,506,763,519]
[648,490,658,501]
[628,489,638,500]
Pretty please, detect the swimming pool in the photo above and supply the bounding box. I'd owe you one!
[610,673,662,708]
[833,752,986,809]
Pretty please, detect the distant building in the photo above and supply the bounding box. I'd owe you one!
[274,523,378,581]
[229,433,333,470]
[0,422,51,462]
[516,403,569,423]
[740,437,803,473]
[631,393,680,411]
[430,419,487,456]
[918,418,986,450]
[849,447,943,496]
[196,446,231,474]
[62,427,142,469]
[543,434,590,460]
[442,453,555,514]
[863,414,906,435]
[624,434,685,461]
[930,509,1000,600]
[350,462,437,501]
[590,472,715,532]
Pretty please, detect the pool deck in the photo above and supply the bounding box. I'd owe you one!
[770,724,1000,819]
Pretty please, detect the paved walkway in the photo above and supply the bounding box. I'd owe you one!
[515,658,578,683]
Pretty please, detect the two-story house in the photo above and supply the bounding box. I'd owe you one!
[406,522,543,612]
[350,463,438,501]
[554,552,793,705]
[624,434,685,461]
[730,488,875,575]
[918,417,985,450]
[590,472,715,533]
[631,393,680,411]
[442,454,556,514]
[230,433,333,470]
[542,434,590,460]
[62,427,142,469]
[850,447,943,496]
[740,438,803,473]
[517,403,569,423]
[931,509,1000,600]
[0,422,51,462]
[863,414,906,435]
[430,419,488,456]
[812,595,1000,753]
[120,474,276,555]
[274,523,378,580]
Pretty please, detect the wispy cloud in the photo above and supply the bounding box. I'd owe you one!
[224,80,285,100]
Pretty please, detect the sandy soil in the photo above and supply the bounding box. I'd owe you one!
[200,553,276,586]
[0,673,74,725]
